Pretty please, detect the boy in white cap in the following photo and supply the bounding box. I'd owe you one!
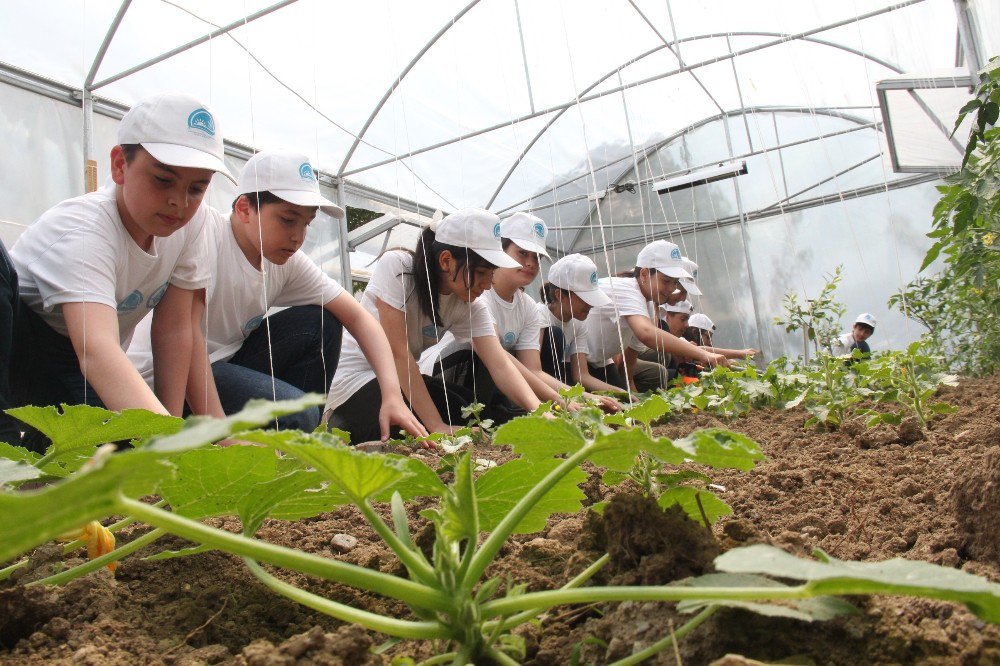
[0,92,232,450]
[128,151,424,439]
[538,254,623,409]
[835,313,876,356]
[583,240,728,393]
[326,208,544,442]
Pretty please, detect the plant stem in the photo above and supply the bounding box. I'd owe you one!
[243,558,449,640]
[484,554,610,633]
[0,559,28,581]
[357,499,436,586]
[483,644,520,666]
[33,528,166,586]
[415,653,458,666]
[606,606,718,666]
[116,495,453,613]
[465,445,591,587]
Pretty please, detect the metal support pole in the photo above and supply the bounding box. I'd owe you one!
[82,89,98,193]
[953,0,983,75]
[723,120,768,364]
[334,184,353,292]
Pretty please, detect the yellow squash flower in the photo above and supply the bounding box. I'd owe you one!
[59,521,117,572]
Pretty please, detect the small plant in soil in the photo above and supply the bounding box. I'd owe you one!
[2,399,1000,665]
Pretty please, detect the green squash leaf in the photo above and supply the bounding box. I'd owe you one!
[587,428,686,471]
[476,458,586,534]
[677,573,857,621]
[492,417,586,458]
[657,487,732,525]
[673,429,764,470]
[715,545,1000,623]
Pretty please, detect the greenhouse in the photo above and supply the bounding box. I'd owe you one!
[1,1,999,664]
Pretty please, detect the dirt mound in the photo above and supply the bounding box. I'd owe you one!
[953,445,1000,565]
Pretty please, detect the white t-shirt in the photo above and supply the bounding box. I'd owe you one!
[539,302,589,359]
[326,250,495,410]
[128,207,345,380]
[11,182,210,347]
[583,277,651,366]
[483,288,542,352]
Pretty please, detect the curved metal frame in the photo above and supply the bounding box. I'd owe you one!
[340,0,923,180]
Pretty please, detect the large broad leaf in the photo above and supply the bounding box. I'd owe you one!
[0,458,42,486]
[677,573,856,621]
[715,545,1000,623]
[8,405,183,460]
[586,428,687,471]
[475,458,586,534]
[373,455,447,502]
[604,394,671,428]
[658,487,732,525]
[264,435,414,503]
[492,417,586,459]
[158,446,292,519]
[143,395,325,454]
[0,450,171,564]
[672,429,764,471]
[433,454,479,543]
[238,458,350,535]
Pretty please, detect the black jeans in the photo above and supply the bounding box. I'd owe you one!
[539,325,572,385]
[328,374,475,443]
[0,241,106,452]
[212,305,342,431]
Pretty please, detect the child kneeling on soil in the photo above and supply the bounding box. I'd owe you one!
[538,253,624,410]
[0,93,237,452]
[425,214,621,417]
[129,151,422,439]
[583,240,728,394]
[325,209,544,441]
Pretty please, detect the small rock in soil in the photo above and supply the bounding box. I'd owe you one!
[330,534,358,553]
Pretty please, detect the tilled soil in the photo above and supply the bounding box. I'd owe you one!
[1,376,998,665]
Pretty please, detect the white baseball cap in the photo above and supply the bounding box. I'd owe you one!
[118,92,236,183]
[855,313,877,329]
[688,313,715,331]
[500,212,550,257]
[661,299,694,314]
[547,254,612,307]
[635,240,692,279]
[681,257,703,296]
[435,208,521,269]
[238,151,345,219]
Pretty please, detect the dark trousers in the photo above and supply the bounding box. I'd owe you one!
[1,241,106,452]
[328,374,474,443]
[588,362,627,390]
[540,325,572,385]
[212,305,342,431]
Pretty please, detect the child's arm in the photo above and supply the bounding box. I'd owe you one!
[518,348,621,412]
[183,289,226,418]
[626,315,729,368]
[471,335,542,413]
[376,299,458,435]
[509,348,564,405]
[702,345,757,360]
[568,353,623,394]
[150,284,196,416]
[63,302,170,414]
[327,293,426,440]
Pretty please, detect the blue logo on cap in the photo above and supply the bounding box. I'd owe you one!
[590,271,598,285]
[502,331,516,347]
[533,222,546,238]
[146,282,169,308]
[670,247,681,260]
[187,108,216,137]
[493,222,501,239]
[299,162,316,182]
[117,289,143,314]
[243,314,264,335]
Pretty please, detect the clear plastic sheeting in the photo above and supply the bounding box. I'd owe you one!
[0,0,995,359]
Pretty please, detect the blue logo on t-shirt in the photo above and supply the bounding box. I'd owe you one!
[533,222,546,238]
[116,289,143,314]
[243,315,264,335]
[589,271,598,285]
[422,324,440,338]
[299,162,316,182]
[502,331,516,347]
[187,109,216,137]
[146,282,169,308]
[493,222,502,239]
[670,247,681,260]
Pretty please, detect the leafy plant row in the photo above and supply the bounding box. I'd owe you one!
[2,396,998,665]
